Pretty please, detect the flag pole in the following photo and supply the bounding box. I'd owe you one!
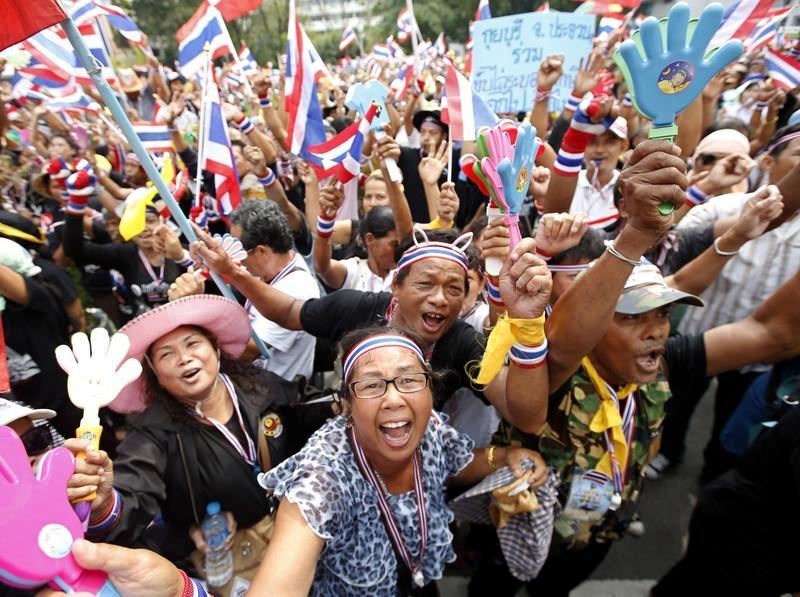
[61,16,271,359]
[194,45,211,215]
[219,15,255,98]
[406,0,419,56]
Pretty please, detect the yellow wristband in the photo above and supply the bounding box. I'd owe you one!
[474,313,546,385]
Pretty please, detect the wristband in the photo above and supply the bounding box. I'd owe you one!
[475,313,546,385]
[484,274,504,307]
[258,94,272,108]
[553,98,612,177]
[176,249,195,268]
[535,247,553,261]
[87,488,122,535]
[257,169,276,187]
[565,92,584,113]
[685,184,708,207]
[622,94,633,108]
[316,213,336,238]
[235,115,255,135]
[177,569,209,597]
[535,87,552,103]
[508,338,548,369]
[755,101,768,110]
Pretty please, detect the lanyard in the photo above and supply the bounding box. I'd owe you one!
[268,253,298,285]
[137,249,165,284]
[196,374,259,470]
[600,381,637,495]
[348,425,429,587]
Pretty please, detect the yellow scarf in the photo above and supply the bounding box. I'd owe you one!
[0,223,44,245]
[475,313,546,385]
[581,357,637,482]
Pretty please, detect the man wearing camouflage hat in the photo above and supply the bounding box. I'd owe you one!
[470,141,800,596]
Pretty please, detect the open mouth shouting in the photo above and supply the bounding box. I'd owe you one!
[378,419,413,449]
[420,312,447,335]
[635,347,665,375]
[180,367,202,383]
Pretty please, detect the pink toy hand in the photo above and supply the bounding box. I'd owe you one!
[0,427,110,594]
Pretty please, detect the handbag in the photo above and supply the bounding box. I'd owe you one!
[179,414,277,597]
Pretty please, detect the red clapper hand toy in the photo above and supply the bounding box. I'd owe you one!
[0,426,120,594]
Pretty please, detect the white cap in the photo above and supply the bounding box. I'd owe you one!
[609,116,628,140]
[0,398,56,426]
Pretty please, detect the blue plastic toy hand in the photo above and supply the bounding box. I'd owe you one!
[496,122,539,215]
[345,81,390,131]
[615,2,743,128]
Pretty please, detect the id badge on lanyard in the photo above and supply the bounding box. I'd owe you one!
[563,467,619,522]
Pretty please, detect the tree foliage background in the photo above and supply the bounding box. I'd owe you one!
[127,0,577,66]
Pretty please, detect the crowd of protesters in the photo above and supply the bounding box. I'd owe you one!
[1,18,800,597]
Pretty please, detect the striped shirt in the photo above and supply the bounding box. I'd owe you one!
[676,191,800,371]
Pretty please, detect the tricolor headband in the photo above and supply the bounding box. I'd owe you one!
[396,226,472,274]
[420,117,445,132]
[763,131,800,156]
[343,334,426,383]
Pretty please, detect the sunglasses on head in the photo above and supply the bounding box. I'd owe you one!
[20,425,52,456]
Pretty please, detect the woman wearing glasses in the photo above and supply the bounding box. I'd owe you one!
[253,327,548,596]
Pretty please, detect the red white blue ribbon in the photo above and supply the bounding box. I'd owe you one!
[196,374,258,469]
[600,381,637,495]
[348,425,429,587]
[138,248,165,283]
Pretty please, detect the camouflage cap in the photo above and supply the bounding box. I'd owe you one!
[615,260,703,315]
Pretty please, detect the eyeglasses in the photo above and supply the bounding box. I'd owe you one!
[20,425,52,456]
[696,153,724,167]
[349,372,430,400]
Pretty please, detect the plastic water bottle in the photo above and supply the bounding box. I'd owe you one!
[201,502,233,587]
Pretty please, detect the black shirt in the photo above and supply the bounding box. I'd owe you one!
[299,290,488,405]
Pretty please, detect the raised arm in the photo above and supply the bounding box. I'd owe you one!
[666,186,783,295]
[766,159,800,231]
[242,145,304,232]
[545,140,688,391]
[374,129,414,237]
[312,185,349,289]
[531,55,563,145]
[189,224,305,330]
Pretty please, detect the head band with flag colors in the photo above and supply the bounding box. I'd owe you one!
[764,49,800,92]
[308,102,379,183]
[763,131,800,155]
[396,226,473,274]
[343,334,426,383]
[177,6,236,79]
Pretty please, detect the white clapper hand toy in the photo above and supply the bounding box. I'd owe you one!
[55,329,142,502]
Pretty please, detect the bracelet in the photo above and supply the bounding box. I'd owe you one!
[87,489,122,535]
[535,87,552,103]
[487,445,498,472]
[509,338,548,369]
[484,274,504,307]
[316,213,336,238]
[236,116,255,135]
[686,184,708,207]
[755,101,768,110]
[713,237,739,256]
[257,169,276,187]
[604,240,642,267]
[258,94,272,108]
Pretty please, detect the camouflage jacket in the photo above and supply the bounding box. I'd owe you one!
[494,366,672,548]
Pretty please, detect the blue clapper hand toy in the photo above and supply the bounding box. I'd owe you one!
[613,2,743,214]
[345,81,403,182]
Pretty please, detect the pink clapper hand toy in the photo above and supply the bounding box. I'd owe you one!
[0,426,119,594]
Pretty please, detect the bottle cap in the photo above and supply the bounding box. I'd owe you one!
[206,501,221,516]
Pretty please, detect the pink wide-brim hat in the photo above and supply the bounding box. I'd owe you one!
[110,295,251,414]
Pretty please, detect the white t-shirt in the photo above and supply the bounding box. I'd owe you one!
[341,256,394,293]
[569,170,620,229]
[248,256,320,381]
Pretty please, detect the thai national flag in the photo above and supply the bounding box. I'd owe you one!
[745,7,794,52]
[371,43,392,61]
[387,36,405,58]
[238,43,259,73]
[390,60,415,100]
[0,0,66,52]
[598,16,624,38]
[442,63,497,141]
[201,76,241,215]
[339,25,357,52]
[475,0,492,21]
[46,89,97,115]
[70,0,147,46]
[22,27,80,80]
[765,49,800,91]
[711,0,776,47]
[434,33,447,56]
[397,8,417,43]
[55,22,117,86]
[308,102,379,183]
[178,6,236,79]
[132,122,174,153]
[17,59,71,89]
[284,0,326,164]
